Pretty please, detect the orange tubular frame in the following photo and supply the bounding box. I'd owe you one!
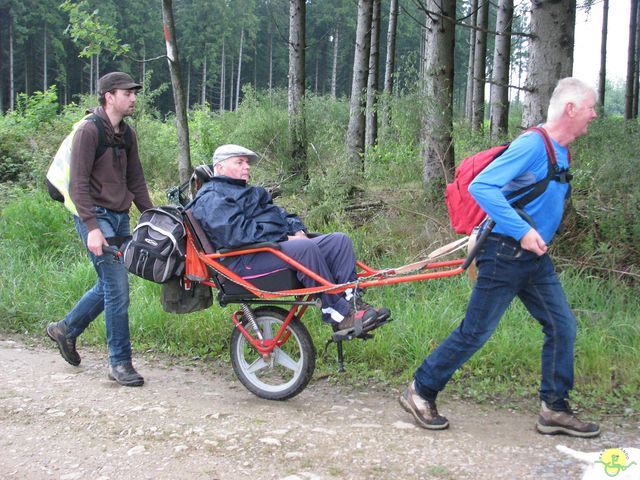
[189,230,466,300]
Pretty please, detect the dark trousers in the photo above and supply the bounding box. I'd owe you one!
[228,233,357,323]
[62,208,132,365]
[414,234,576,410]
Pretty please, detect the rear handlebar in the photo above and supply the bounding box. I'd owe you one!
[461,220,495,270]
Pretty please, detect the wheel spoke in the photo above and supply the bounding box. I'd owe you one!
[231,309,315,400]
[273,347,301,372]
[245,356,269,374]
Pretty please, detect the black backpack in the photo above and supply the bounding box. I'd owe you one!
[122,206,186,283]
[46,113,133,204]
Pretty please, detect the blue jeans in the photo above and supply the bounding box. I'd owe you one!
[61,207,132,365]
[414,234,576,410]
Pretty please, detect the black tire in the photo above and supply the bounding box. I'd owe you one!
[230,306,316,400]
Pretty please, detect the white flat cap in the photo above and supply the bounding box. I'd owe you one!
[212,144,258,167]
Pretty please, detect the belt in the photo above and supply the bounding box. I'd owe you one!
[487,233,520,247]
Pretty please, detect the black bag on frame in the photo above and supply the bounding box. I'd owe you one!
[160,277,213,314]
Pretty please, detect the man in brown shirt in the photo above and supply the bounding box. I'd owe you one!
[46,72,154,386]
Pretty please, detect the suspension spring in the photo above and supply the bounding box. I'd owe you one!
[240,303,263,341]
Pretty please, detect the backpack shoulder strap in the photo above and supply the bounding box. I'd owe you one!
[509,127,570,210]
[87,113,133,160]
[86,113,109,160]
[527,126,558,167]
[122,123,133,156]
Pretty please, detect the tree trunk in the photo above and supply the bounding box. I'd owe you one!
[186,60,190,110]
[331,26,339,99]
[421,0,456,187]
[230,56,235,111]
[0,9,3,112]
[220,41,225,112]
[625,0,639,120]
[381,0,398,130]
[236,28,244,110]
[288,0,307,177]
[471,0,489,132]
[269,25,273,94]
[43,24,48,91]
[522,0,576,126]
[254,43,257,90]
[201,55,207,107]
[162,0,192,183]
[9,13,14,111]
[96,53,100,97]
[24,46,29,97]
[633,0,640,118]
[24,50,28,96]
[383,0,398,96]
[142,44,147,87]
[346,0,373,171]
[90,55,94,96]
[314,51,319,94]
[489,0,513,139]
[598,0,609,114]
[365,0,381,149]
[464,0,478,122]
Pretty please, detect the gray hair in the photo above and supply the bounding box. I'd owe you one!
[547,78,596,122]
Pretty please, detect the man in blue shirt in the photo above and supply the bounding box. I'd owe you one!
[400,78,600,437]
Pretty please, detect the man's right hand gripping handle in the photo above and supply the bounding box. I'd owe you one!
[87,228,108,256]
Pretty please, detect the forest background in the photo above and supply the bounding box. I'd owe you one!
[0,0,638,414]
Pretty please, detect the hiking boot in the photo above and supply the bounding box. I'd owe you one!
[536,401,600,438]
[46,321,81,366]
[399,381,449,430]
[334,307,379,333]
[108,362,145,387]
[355,296,391,322]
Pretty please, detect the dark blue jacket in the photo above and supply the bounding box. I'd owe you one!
[188,176,306,250]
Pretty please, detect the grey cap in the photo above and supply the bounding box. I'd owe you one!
[212,144,258,167]
[98,72,142,95]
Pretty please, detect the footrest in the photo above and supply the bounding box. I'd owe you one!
[331,331,374,342]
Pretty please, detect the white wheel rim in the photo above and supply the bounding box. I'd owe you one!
[235,316,305,394]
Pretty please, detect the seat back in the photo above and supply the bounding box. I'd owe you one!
[184,210,216,254]
[183,209,303,304]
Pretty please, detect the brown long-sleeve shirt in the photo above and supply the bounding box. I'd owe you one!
[69,107,154,231]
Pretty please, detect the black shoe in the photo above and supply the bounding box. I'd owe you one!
[108,362,144,387]
[536,401,600,438]
[46,321,81,366]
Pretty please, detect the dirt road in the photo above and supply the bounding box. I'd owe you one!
[0,336,637,480]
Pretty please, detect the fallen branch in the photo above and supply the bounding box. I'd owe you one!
[345,201,385,211]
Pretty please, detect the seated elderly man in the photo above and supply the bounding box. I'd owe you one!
[188,144,390,332]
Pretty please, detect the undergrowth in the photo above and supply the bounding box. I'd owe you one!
[0,90,638,415]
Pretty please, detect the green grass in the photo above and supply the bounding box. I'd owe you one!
[0,96,638,416]
[2,192,636,415]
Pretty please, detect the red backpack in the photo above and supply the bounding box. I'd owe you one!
[445,127,562,235]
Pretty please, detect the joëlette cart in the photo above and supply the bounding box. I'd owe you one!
[177,203,473,401]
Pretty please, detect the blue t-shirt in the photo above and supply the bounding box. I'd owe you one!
[468,129,570,244]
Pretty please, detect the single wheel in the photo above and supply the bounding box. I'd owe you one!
[230,306,316,400]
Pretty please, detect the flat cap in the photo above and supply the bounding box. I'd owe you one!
[98,72,142,95]
[212,144,258,167]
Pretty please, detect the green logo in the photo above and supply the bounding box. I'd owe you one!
[595,448,637,477]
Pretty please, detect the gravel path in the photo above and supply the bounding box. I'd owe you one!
[0,336,637,480]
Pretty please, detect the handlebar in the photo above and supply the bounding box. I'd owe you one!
[102,245,123,258]
[461,220,495,270]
